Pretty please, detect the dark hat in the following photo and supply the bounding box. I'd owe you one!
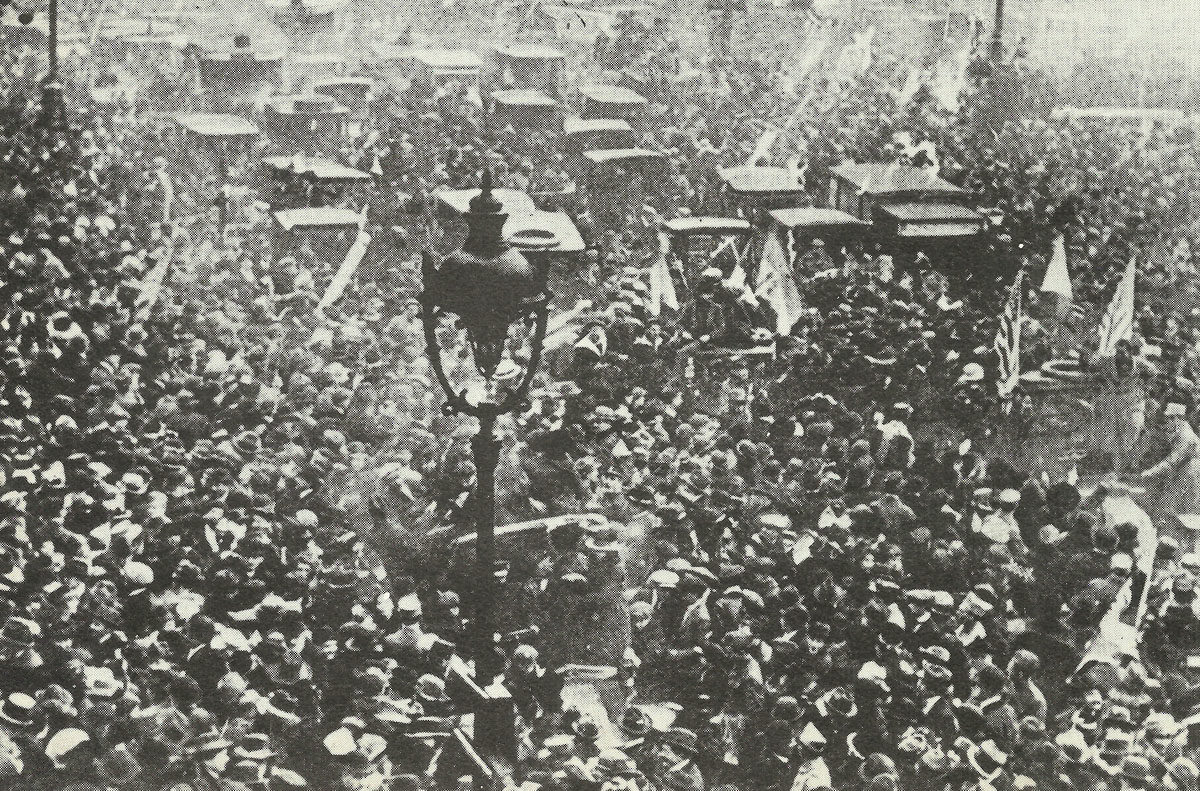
[662,767,701,791]
[573,717,601,741]
[233,733,276,761]
[620,706,652,738]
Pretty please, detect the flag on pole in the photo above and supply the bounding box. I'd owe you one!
[1040,233,1073,301]
[318,206,370,309]
[648,232,678,317]
[994,270,1024,399]
[745,129,779,167]
[1097,257,1137,357]
[756,233,804,335]
[157,169,173,224]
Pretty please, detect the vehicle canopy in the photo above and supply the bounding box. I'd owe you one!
[414,48,484,76]
[719,165,803,196]
[495,43,568,62]
[263,155,371,182]
[871,202,987,238]
[274,207,361,232]
[769,207,867,232]
[490,89,560,128]
[661,216,753,259]
[578,84,647,120]
[562,117,636,151]
[829,162,967,221]
[176,113,261,140]
[312,76,374,93]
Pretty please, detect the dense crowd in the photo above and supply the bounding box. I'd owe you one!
[2,5,1200,791]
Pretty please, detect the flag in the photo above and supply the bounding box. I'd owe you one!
[648,232,678,317]
[756,233,804,335]
[745,129,778,167]
[1040,233,1073,301]
[896,66,923,107]
[318,206,370,309]
[1097,257,1136,357]
[931,44,971,112]
[135,248,173,321]
[795,22,831,80]
[994,270,1023,399]
[157,169,173,223]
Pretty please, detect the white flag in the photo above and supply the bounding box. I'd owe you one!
[648,232,678,317]
[1097,257,1136,357]
[318,207,370,309]
[755,234,803,335]
[745,130,779,167]
[157,169,173,223]
[1040,233,1073,301]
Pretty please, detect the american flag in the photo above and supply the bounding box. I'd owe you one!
[994,270,1024,399]
[1097,257,1137,357]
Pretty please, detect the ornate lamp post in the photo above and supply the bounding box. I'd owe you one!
[420,170,550,691]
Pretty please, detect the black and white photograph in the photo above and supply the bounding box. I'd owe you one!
[0,0,1197,789]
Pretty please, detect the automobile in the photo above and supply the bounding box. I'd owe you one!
[489,89,561,129]
[262,154,370,208]
[436,188,585,255]
[174,114,261,177]
[312,76,375,114]
[272,206,362,258]
[198,36,283,109]
[768,207,869,258]
[718,165,806,215]
[263,93,351,154]
[561,117,637,154]
[578,84,647,122]
[661,216,753,265]
[493,42,567,95]
[828,161,971,222]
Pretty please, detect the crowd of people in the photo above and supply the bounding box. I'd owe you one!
[1,2,1200,791]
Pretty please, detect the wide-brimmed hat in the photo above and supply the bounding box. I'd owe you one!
[0,692,35,726]
[233,732,276,762]
[414,674,449,704]
[96,744,143,786]
[967,739,1007,780]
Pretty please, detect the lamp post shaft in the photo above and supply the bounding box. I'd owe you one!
[40,0,59,129]
[991,0,1004,61]
[471,412,502,686]
[47,0,56,83]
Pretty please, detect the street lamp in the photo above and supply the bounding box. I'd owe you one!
[419,170,550,690]
[6,0,61,126]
